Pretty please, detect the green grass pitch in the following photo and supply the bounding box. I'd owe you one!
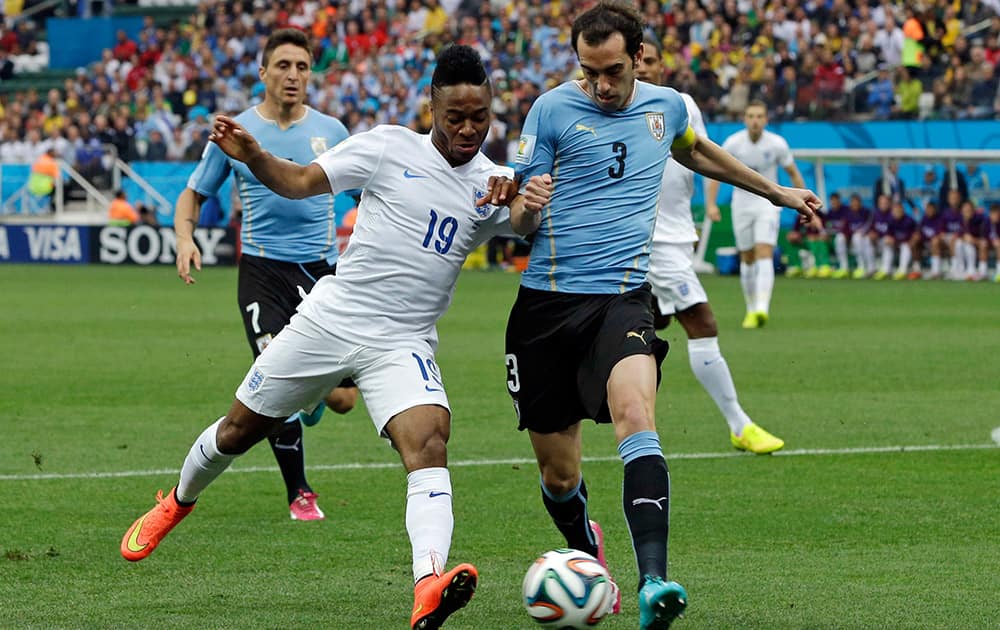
[1,264,998,629]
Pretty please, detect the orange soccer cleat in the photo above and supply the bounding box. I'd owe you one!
[411,562,478,630]
[120,487,195,562]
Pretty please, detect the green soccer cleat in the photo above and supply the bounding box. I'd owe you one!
[803,267,818,279]
[852,268,867,279]
[816,265,833,278]
[731,423,785,454]
[755,311,769,328]
[785,266,803,278]
[639,576,687,630]
[831,268,849,279]
[873,270,888,280]
[741,312,759,329]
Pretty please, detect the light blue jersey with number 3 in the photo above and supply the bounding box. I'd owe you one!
[515,80,689,294]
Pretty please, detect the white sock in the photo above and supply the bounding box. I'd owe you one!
[754,259,774,314]
[740,261,755,312]
[834,233,849,270]
[898,243,912,274]
[864,237,877,273]
[850,232,863,270]
[177,418,237,503]
[880,242,893,273]
[688,337,752,435]
[963,241,976,273]
[978,260,988,276]
[930,256,941,274]
[406,467,454,583]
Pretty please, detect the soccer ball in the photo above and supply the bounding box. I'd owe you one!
[522,549,613,628]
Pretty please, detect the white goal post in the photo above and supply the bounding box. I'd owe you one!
[692,148,1000,272]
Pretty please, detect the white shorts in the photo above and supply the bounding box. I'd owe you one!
[733,206,780,251]
[647,243,708,316]
[236,311,450,436]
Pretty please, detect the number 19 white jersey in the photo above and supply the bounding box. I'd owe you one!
[302,125,513,349]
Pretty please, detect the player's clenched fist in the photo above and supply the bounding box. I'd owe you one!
[521,174,553,213]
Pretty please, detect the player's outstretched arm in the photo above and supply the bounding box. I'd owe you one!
[510,174,553,236]
[674,135,822,227]
[209,115,331,199]
[174,187,205,285]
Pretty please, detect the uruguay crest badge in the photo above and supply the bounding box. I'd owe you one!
[310,137,328,156]
[645,112,665,141]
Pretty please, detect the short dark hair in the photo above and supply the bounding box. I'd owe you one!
[431,44,488,96]
[571,1,645,58]
[262,28,311,68]
[641,34,661,57]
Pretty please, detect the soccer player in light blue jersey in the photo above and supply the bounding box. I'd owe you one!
[172,29,358,522]
[505,3,822,628]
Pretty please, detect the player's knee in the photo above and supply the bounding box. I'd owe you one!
[218,411,280,454]
[325,387,358,414]
[540,467,580,497]
[611,399,654,438]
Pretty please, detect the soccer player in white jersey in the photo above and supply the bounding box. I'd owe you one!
[507,3,820,628]
[706,101,807,329]
[172,28,358,522]
[636,36,784,455]
[120,45,553,630]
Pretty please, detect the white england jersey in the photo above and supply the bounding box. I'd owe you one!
[301,125,513,348]
[720,129,794,213]
[653,93,708,245]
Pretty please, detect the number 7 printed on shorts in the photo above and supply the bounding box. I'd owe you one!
[412,352,444,393]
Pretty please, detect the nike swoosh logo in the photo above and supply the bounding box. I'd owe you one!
[403,169,426,179]
[126,514,149,553]
[199,444,217,463]
[703,359,719,366]
[429,491,450,498]
[425,386,443,393]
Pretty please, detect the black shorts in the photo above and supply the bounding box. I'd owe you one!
[237,254,355,389]
[504,283,669,433]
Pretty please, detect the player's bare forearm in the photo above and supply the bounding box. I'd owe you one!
[174,188,206,284]
[786,165,806,189]
[245,152,330,200]
[211,114,330,199]
[509,174,552,236]
[510,198,542,236]
[173,188,204,241]
[675,137,781,202]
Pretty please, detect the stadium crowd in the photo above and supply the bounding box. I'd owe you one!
[1,0,1000,170]
[1,0,998,278]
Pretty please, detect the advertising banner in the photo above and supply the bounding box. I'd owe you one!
[0,225,238,265]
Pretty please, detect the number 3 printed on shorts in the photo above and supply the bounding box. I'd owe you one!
[505,353,520,393]
[412,352,444,393]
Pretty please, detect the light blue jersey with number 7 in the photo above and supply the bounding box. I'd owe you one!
[515,80,690,294]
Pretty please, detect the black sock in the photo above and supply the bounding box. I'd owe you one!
[268,418,311,504]
[542,477,598,557]
[623,454,670,586]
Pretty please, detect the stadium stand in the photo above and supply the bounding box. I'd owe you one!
[1,0,999,278]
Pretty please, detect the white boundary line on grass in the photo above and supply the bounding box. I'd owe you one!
[0,442,995,482]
